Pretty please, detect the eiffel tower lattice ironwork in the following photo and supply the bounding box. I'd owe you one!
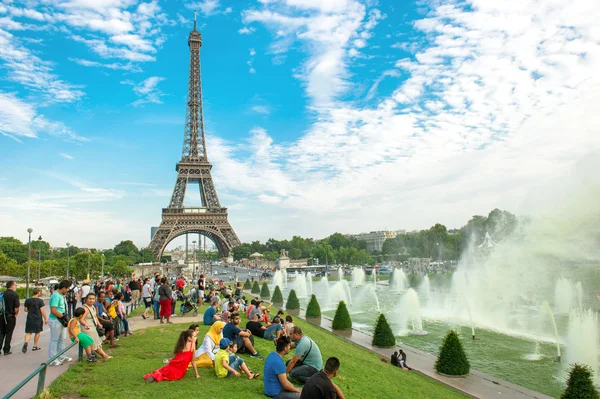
[149,18,241,261]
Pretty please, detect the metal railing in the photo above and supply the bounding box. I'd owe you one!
[125,299,141,316]
[2,341,83,399]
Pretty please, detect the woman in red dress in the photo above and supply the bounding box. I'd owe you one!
[144,329,199,383]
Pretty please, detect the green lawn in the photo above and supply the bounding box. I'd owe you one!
[39,314,467,399]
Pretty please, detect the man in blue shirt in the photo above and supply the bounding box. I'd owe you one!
[264,336,301,398]
[203,299,220,326]
[48,280,72,366]
[286,326,323,384]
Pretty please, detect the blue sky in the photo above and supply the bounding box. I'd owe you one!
[0,0,599,250]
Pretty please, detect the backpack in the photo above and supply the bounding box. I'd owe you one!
[66,289,75,303]
[0,291,5,314]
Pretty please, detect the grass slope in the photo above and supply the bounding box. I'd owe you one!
[40,315,466,399]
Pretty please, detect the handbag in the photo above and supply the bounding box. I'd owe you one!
[96,326,106,337]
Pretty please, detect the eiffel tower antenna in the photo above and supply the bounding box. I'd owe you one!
[149,21,241,263]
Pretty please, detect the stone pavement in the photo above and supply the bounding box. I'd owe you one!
[0,301,200,399]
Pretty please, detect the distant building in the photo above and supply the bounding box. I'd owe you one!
[345,230,405,252]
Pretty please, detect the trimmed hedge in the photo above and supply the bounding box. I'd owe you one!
[561,363,599,399]
[243,279,251,290]
[251,281,260,294]
[372,313,395,348]
[260,282,270,299]
[305,294,321,318]
[332,301,352,330]
[435,330,470,376]
[285,289,300,310]
[271,285,284,304]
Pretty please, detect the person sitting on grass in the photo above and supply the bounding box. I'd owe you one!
[144,329,199,383]
[203,299,221,326]
[214,338,260,380]
[264,336,302,399]
[67,308,97,363]
[391,351,399,367]
[300,357,346,399]
[246,313,284,342]
[284,315,295,336]
[399,349,412,370]
[286,326,323,384]
[223,312,263,359]
[195,321,225,367]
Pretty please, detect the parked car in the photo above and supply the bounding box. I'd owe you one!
[261,272,273,278]
[378,268,392,275]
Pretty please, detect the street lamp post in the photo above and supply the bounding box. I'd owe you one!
[26,228,33,298]
[36,235,42,280]
[192,240,197,280]
[101,252,105,278]
[87,250,91,279]
[66,243,70,280]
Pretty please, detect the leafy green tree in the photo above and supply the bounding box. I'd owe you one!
[305,294,321,318]
[289,248,302,259]
[285,289,300,310]
[251,281,260,294]
[139,247,154,263]
[110,260,133,278]
[0,237,28,264]
[260,282,270,299]
[435,330,470,376]
[271,285,284,304]
[332,301,352,330]
[372,314,395,348]
[561,364,599,399]
[0,249,20,277]
[71,251,102,280]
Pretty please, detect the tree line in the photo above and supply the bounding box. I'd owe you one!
[0,238,154,280]
[0,208,517,278]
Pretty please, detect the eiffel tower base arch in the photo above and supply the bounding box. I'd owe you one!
[149,211,240,261]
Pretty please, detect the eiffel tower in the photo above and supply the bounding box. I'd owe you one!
[149,17,240,261]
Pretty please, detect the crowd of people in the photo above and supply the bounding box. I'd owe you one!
[0,270,415,399]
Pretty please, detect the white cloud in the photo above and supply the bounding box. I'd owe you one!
[121,76,166,106]
[0,92,86,142]
[69,57,141,72]
[186,0,227,16]
[205,0,600,240]
[59,153,74,160]
[238,26,255,35]
[0,29,85,103]
[251,105,270,115]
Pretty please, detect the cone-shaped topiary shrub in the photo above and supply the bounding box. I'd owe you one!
[244,279,251,290]
[332,301,352,330]
[260,282,270,299]
[251,281,260,294]
[286,289,300,310]
[372,313,395,347]
[271,285,284,304]
[561,363,599,399]
[305,294,321,318]
[435,330,470,376]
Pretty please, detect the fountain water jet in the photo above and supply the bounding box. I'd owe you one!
[541,300,562,361]
[397,288,428,336]
[352,268,365,287]
[575,281,583,309]
[306,272,313,295]
[390,268,408,292]
[554,277,574,314]
[272,270,284,290]
[337,267,344,280]
[567,308,599,384]
[420,275,431,297]
[293,271,308,298]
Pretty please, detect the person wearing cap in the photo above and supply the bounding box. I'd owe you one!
[214,338,260,380]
